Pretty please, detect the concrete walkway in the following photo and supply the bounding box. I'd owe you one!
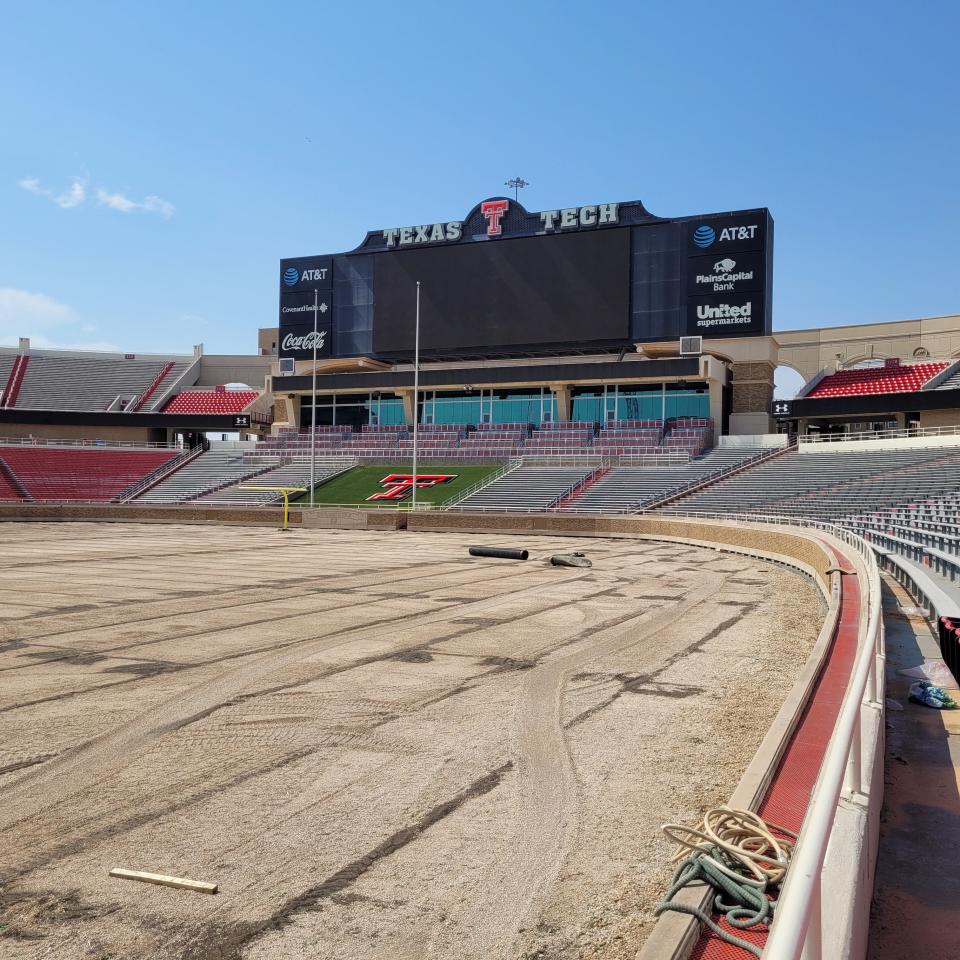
[868,576,960,958]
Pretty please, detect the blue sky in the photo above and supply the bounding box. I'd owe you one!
[1,0,957,372]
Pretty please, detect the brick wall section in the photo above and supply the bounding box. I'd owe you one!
[0,503,294,526]
[731,361,775,415]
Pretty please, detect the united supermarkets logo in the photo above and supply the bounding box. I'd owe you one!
[282,267,299,286]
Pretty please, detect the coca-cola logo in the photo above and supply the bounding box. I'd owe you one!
[282,330,327,352]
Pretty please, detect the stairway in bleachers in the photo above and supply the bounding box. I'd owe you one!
[570,446,768,513]
[454,466,592,511]
[134,449,271,503]
[198,460,348,505]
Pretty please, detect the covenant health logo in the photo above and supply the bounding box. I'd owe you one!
[692,225,716,248]
[282,267,300,286]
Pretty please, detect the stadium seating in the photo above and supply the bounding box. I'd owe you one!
[931,363,960,391]
[0,446,177,501]
[455,466,593,511]
[198,460,346,505]
[0,459,27,500]
[0,355,19,407]
[660,446,960,520]
[134,449,272,503]
[806,361,948,398]
[13,356,177,411]
[161,389,259,414]
[568,446,768,512]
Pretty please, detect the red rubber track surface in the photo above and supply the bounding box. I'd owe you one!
[689,542,862,959]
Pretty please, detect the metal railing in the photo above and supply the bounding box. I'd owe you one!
[0,436,178,449]
[638,442,795,512]
[116,447,201,502]
[441,458,522,509]
[800,422,960,446]
[654,510,883,960]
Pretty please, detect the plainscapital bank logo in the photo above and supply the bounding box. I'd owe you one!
[692,225,716,248]
[282,267,300,286]
[695,258,755,292]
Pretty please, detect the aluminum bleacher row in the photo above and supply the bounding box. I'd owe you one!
[454,466,594,511]
[660,446,960,521]
[0,353,257,413]
[258,418,713,459]
[570,446,770,512]
[10,356,182,411]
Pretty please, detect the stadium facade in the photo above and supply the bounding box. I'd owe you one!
[268,196,777,436]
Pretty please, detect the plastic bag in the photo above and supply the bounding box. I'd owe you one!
[908,680,958,709]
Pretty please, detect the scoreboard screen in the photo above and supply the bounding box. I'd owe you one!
[372,228,630,356]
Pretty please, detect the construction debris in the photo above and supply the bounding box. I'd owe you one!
[108,868,218,895]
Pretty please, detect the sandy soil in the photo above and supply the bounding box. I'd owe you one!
[0,522,824,960]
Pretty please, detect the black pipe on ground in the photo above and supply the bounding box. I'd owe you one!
[468,546,529,561]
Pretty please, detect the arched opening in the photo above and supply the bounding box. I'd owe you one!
[774,364,806,399]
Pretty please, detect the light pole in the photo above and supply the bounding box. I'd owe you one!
[504,176,529,202]
[309,288,318,502]
[411,281,421,511]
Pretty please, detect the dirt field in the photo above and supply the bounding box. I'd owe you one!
[0,522,823,960]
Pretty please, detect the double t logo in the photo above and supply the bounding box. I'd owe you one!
[366,474,457,501]
[480,199,509,236]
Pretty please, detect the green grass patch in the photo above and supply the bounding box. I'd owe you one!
[297,463,502,506]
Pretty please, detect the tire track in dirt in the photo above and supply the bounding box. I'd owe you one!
[441,574,727,957]
[0,562,607,833]
[0,558,552,680]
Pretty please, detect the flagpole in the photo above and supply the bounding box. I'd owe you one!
[309,288,318,502]
[411,281,420,511]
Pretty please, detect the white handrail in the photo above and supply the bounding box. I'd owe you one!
[800,422,960,445]
[651,510,883,960]
[0,436,178,449]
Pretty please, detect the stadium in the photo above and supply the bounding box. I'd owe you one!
[2,195,959,960]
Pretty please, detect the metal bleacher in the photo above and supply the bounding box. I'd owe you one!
[13,356,177,411]
[134,449,272,504]
[661,446,960,521]
[571,446,768,513]
[454,466,592,512]
[198,459,347,505]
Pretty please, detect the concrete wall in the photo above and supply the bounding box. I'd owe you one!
[196,354,272,389]
[0,423,163,443]
[798,433,960,453]
[777,314,960,381]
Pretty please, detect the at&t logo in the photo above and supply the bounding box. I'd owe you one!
[693,223,760,248]
[693,225,716,248]
[283,267,299,286]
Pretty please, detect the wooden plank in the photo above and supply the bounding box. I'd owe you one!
[108,867,218,895]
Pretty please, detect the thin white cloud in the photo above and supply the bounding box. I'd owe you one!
[18,175,86,209]
[0,287,71,326]
[96,187,174,219]
[0,287,118,351]
[18,175,174,219]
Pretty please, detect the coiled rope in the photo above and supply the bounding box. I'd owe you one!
[655,807,797,957]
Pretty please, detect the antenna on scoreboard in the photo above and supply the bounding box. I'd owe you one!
[504,177,529,202]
